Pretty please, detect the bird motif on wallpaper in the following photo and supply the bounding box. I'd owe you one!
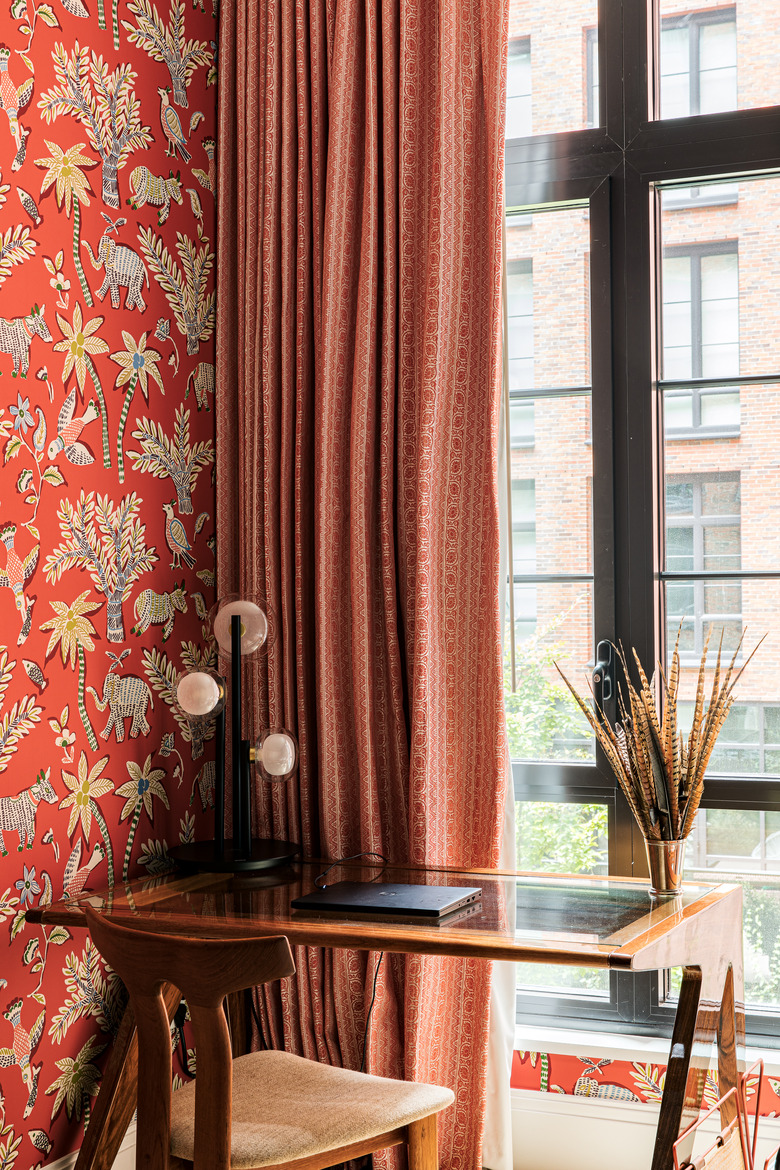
[163,500,196,570]
[0,998,45,1118]
[192,135,215,194]
[63,840,106,898]
[47,389,99,465]
[158,87,192,163]
[0,523,38,630]
[0,45,34,162]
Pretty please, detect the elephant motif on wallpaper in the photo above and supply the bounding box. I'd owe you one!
[87,650,154,742]
[82,215,149,312]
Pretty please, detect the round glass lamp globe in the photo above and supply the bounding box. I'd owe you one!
[255,729,298,780]
[176,670,225,718]
[213,598,268,657]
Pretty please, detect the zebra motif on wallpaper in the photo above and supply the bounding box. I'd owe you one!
[0,769,57,855]
[0,305,52,377]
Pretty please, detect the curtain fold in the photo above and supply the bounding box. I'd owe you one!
[215,0,509,1163]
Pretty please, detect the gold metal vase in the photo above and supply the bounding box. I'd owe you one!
[644,838,687,898]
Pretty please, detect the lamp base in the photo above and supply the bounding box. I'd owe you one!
[169,838,301,873]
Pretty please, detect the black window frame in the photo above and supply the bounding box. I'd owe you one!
[505,0,780,1044]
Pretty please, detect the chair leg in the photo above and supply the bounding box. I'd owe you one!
[407,1116,438,1169]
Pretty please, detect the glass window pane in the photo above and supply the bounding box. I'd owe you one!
[507,3,598,137]
[700,391,740,428]
[516,802,609,997]
[665,385,780,570]
[666,480,693,514]
[660,176,780,380]
[510,400,534,447]
[665,392,693,429]
[685,812,780,1010]
[506,204,591,388]
[504,582,594,763]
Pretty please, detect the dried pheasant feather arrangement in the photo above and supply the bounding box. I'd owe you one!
[556,628,764,842]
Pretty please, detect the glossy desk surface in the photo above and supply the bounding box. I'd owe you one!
[27,859,740,969]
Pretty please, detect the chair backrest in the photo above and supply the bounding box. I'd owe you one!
[84,906,295,1170]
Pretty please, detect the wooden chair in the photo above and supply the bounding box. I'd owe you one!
[84,907,453,1170]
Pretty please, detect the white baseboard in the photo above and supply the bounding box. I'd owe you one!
[511,1088,780,1170]
[45,1121,137,1170]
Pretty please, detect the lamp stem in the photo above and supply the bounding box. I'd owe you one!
[240,739,252,858]
[231,613,243,856]
[214,706,225,859]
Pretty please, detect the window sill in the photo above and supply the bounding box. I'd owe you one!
[665,428,741,441]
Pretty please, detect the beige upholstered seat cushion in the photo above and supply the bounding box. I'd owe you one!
[169,1049,454,1168]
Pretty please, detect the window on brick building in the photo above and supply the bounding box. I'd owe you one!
[661,242,740,437]
[665,472,742,662]
[503,2,780,1040]
[506,37,531,139]
[659,8,737,119]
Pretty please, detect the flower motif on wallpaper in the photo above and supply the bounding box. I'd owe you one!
[43,253,70,310]
[38,46,153,209]
[35,142,98,307]
[14,865,40,907]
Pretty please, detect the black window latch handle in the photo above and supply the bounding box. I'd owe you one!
[592,639,614,702]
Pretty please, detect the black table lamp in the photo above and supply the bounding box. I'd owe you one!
[169,597,300,873]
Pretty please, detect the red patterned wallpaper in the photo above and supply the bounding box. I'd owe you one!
[0,0,216,1159]
[512,1051,780,1117]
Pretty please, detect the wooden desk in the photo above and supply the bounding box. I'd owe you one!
[27,861,744,1170]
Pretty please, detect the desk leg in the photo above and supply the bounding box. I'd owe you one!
[651,959,744,1170]
[73,983,182,1170]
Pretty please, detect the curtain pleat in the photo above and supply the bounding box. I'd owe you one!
[215,0,509,1162]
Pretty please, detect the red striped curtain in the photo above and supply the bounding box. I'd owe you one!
[215,0,509,1163]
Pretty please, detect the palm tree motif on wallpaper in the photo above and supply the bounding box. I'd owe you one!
[138,226,215,356]
[39,590,101,750]
[115,753,168,881]
[38,45,153,210]
[0,221,36,288]
[48,935,124,1044]
[109,330,164,483]
[58,751,115,887]
[43,490,158,642]
[0,646,42,772]
[143,642,214,760]
[35,141,99,308]
[46,1033,105,1131]
[129,404,213,512]
[53,303,111,467]
[122,0,210,109]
